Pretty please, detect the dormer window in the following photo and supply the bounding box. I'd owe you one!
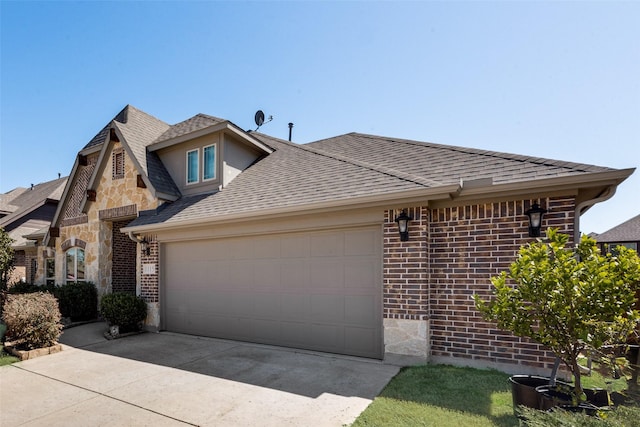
[186,149,199,184]
[186,144,217,185]
[203,144,216,181]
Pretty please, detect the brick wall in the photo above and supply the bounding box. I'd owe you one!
[112,220,136,293]
[140,237,159,302]
[382,196,576,372]
[428,196,575,371]
[383,206,430,321]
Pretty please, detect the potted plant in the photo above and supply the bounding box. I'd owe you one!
[474,228,640,409]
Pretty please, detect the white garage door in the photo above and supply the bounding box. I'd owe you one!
[162,226,383,358]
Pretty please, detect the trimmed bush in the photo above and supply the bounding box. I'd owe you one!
[56,282,98,321]
[2,292,62,349]
[100,293,147,332]
[7,282,55,294]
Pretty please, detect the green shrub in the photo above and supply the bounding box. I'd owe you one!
[55,282,98,321]
[2,292,62,349]
[100,293,147,332]
[519,405,640,426]
[7,282,55,294]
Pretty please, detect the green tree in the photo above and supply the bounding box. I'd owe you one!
[474,228,640,401]
[0,227,15,291]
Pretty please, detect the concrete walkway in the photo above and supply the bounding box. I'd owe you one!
[1,322,399,426]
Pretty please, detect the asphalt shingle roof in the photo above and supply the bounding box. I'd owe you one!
[595,214,640,243]
[110,106,180,198]
[127,130,622,230]
[306,133,614,186]
[0,177,68,228]
[153,114,226,145]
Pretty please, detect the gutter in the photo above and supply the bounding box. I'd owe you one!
[573,185,617,242]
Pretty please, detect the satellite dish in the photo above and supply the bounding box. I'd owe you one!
[255,110,265,127]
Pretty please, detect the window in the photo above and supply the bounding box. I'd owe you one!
[607,242,638,256]
[112,150,125,179]
[186,149,199,184]
[46,258,55,285]
[65,247,85,283]
[203,144,216,180]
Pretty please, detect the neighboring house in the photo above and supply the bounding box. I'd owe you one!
[0,176,67,284]
[594,213,640,253]
[36,105,633,374]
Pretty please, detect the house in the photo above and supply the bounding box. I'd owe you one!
[594,213,640,253]
[0,176,67,284]
[36,105,633,373]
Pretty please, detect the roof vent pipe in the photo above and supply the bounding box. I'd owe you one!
[288,122,294,141]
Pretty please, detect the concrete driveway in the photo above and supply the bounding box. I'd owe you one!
[0,322,399,426]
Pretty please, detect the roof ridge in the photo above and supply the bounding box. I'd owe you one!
[349,132,611,173]
[260,135,442,188]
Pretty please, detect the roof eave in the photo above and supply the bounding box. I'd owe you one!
[122,184,463,234]
[457,168,635,200]
[148,122,273,154]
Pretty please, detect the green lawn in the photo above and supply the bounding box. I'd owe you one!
[352,364,518,427]
[351,362,637,427]
[0,349,19,366]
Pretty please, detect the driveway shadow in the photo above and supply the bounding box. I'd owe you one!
[59,322,399,400]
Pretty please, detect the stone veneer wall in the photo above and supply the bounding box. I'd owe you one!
[428,196,575,374]
[56,142,158,295]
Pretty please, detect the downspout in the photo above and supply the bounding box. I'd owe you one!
[574,185,617,242]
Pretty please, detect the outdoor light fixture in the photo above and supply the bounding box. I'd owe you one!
[525,203,547,237]
[395,209,413,242]
[141,238,151,256]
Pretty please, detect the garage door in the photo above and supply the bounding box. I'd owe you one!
[162,226,382,358]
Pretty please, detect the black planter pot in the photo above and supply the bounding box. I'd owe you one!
[536,385,574,411]
[509,375,554,410]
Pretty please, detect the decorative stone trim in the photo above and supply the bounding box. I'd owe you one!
[5,343,62,360]
[99,204,137,221]
[61,237,87,251]
[384,318,428,364]
[60,215,88,227]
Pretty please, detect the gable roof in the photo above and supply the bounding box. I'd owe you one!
[595,214,640,243]
[0,187,28,216]
[125,130,633,233]
[0,176,67,228]
[84,105,180,201]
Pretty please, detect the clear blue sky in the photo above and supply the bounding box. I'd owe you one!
[1,1,638,234]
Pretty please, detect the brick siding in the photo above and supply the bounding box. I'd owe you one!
[139,237,159,302]
[112,220,136,293]
[383,196,576,371]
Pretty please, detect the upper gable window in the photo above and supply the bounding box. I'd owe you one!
[186,149,199,184]
[203,144,216,181]
[112,150,125,179]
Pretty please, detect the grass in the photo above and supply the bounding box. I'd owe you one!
[0,348,19,366]
[351,362,638,427]
[351,364,517,427]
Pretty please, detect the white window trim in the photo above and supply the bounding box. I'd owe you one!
[203,143,217,182]
[186,148,200,185]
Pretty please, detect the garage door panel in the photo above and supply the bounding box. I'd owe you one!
[281,294,310,319]
[164,226,382,358]
[311,294,344,322]
[310,260,344,288]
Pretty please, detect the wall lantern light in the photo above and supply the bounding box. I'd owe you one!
[395,210,413,242]
[141,238,151,256]
[525,203,547,237]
